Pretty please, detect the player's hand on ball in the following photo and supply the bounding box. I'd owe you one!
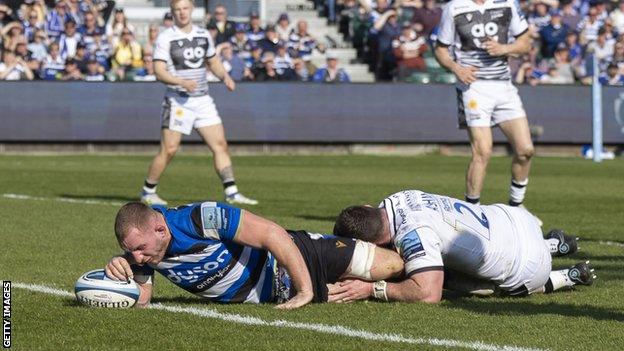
[224,75,235,91]
[105,255,134,281]
[275,289,313,310]
[453,65,478,85]
[483,38,508,57]
[327,279,373,303]
[180,79,198,93]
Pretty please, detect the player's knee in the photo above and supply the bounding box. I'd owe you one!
[161,144,179,159]
[211,139,229,154]
[516,145,534,162]
[472,147,492,163]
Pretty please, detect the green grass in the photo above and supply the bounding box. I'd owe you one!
[1,154,623,350]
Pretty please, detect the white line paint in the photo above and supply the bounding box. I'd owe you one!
[11,282,547,351]
[598,241,624,248]
[2,193,123,206]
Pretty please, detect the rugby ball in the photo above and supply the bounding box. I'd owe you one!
[75,269,140,308]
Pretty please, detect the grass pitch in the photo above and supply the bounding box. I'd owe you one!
[1,154,623,351]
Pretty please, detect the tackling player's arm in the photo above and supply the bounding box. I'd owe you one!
[234,210,314,309]
[105,254,154,308]
[206,55,235,91]
[153,60,198,92]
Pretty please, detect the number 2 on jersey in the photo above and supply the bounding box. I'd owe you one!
[452,202,490,240]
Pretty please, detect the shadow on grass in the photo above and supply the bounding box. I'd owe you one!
[445,298,624,322]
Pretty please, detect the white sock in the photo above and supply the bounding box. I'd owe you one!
[549,269,574,291]
[509,178,528,205]
[224,185,239,197]
[546,238,560,254]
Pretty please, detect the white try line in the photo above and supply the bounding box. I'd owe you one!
[12,282,546,351]
[2,193,123,206]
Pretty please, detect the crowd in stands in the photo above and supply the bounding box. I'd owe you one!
[1,0,623,85]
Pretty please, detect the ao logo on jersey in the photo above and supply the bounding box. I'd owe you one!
[183,47,205,68]
[470,22,499,48]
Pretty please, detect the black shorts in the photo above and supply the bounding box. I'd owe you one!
[284,230,356,303]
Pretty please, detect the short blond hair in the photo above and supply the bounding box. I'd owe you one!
[170,0,193,8]
[114,202,157,243]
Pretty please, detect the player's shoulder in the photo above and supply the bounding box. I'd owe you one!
[444,0,477,14]
[157,26,177,40]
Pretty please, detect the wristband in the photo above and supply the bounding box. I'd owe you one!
[373,280,388,301]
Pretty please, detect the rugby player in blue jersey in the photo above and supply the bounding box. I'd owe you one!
[105,201,404,309]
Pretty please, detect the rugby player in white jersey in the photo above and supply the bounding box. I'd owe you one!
[104,201,404,309]
[140,0,257,207]
[329,190,595,303]
[434,0,537,217]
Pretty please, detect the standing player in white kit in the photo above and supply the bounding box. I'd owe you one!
[330,190,595,303]
[140,0,257,206]
[434,0,536,217]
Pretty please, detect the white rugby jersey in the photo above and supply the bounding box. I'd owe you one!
[381,190,525,285]
[154,25,216,97]
[437,0,528,80]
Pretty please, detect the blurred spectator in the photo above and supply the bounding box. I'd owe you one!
[65,0,82,26]
[611,0,624,34]
[1,21,24,50]
[274,42,295,76]
[374,9,400,81]
[540,44,576,84]
[288,20,325,61]
[59,57,82,80]
[392,22,427,81]
[23,9,44,42]
[162,12,173,30]
[73,42,88,72]
[248,44,264,78]
[40,41,64,79]
[0,48,34,80]
[246,12,264,44]
[293,57,311,81]
[587,27,615,69]
[411,0,442,36]
[133,54,156,82]
[46,0,69,41]
[515,60,541,86]
[529,2,552,31]
[312,52,350,83]
[79,11,103,47]
[142,24,159,56]
[27,28,47,61]
[613,42,624,68]
[58,20,81,58]
[231,23,252,64]
[259,25,280,53]
[254,51,279,81]
[210,4,235,44]
[561,1,581,30]
[13,38,38,71]
[218,42,248,81]
[276,13,291,41]
[86,30,110,71]
[111,28,142,80]
[599,62,624,84]
[106,8,134,47]
[577,3,604,44]
[565,31,583,63]
[540,10,569,58]
[0,2,15,31]
[19,0,46,25]
[84,57,105,81]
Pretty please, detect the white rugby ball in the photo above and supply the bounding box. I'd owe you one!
[75,269,140,308]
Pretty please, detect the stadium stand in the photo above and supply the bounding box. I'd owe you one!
[0,0,623,84]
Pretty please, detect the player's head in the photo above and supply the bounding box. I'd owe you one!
[333,206,385,243]
[115,202,170,265]
[170,0,193,26]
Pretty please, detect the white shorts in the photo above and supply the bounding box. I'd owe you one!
[456,80,526,128]
[499,207,551,293]
[161,94,222,135]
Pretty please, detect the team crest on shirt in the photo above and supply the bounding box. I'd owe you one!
[400,230,426,260]
[178,40,184,47]
[175,108,184,117]
[468,99,478,109]
[465,13,473,22]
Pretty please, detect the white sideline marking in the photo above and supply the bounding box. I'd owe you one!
[12,282,547,351]
[2,193,123,206]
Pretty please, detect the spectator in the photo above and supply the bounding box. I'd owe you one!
[111,28,142,81]
[86,30,110,71]
[133,54,156,82]
[529,2,552,31]
[540,10,569,58]
[613,42,624,68]
[276,13,292,41]
[515,60,542,86]
[58,20,81,59]
[19,0,46,25]
[561,1,581,30]
[392,22,427,81]
[0,2,15,31]
[106,8,134,47]
[312,52,350,83]
[0,49,34,80]
[23,9,44,42]
[13,38,39,72]
[142,24,159,56]
[411,0,442,36]
[255,51,279,81]
[246,12,264,44]
[565,31,583,63]
[230,23,252,64]
[599,62,624,84]
[59,57,82,80]
[1,21,24,50]
[577,3,604,44]
[27,28,47,62]
[293,57,311,81]
[79,11,103,47]
[258,25,280,53]
[288,20,325,61]
[210,4,235,44]
[588,27,615,70]
[274,42,295,77]
[218,42,248,81]
[162,12,174,30]
[46,0,69,41]
[541,44,576,84]
[40,41,65,79]
[374,8,400,81]
[65,0,82,26]
[611,0,624,34]
[84,57,105,81]
[73,42,89,72]
[248,44,264,78]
